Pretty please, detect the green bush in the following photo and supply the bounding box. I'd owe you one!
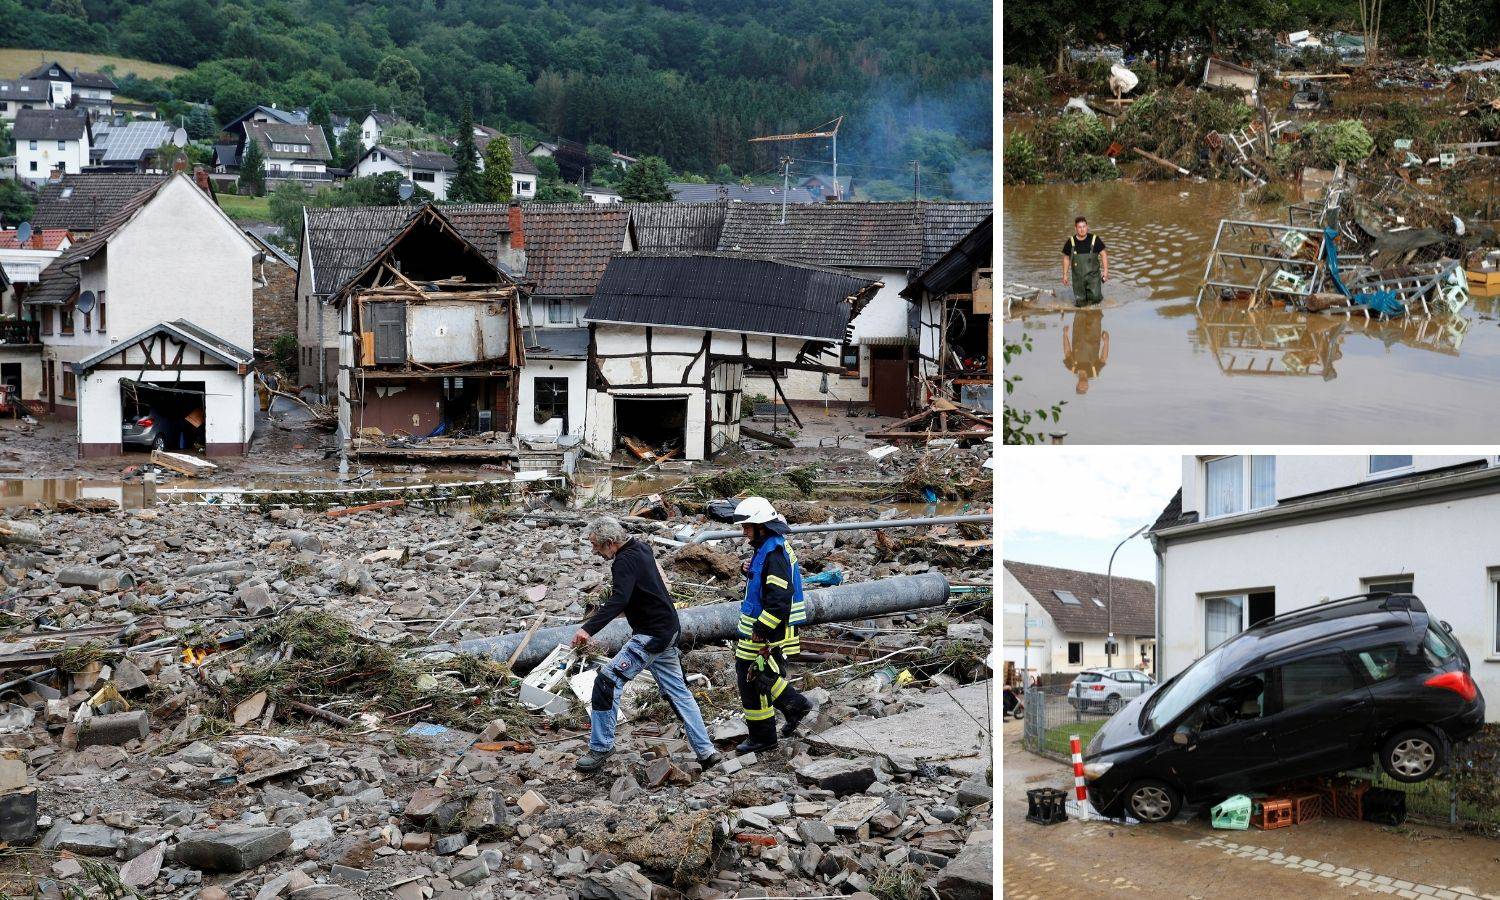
[270,334,298,375]
[1035,114,1111,165]
[1310,120,1374,167]
[1002,133,1045,184]
[1001,65,1050,111]
[1063,153,1119,182]
[1188,91,1254,137]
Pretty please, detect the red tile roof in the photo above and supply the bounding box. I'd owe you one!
[0,229,70,251]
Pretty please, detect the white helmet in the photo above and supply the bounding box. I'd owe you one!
[731,496,780,525]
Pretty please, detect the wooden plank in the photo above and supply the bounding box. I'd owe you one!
[1133,146,1191,176]
[738,424,794,449]
[326,499,407,518]
[150,450,216,477]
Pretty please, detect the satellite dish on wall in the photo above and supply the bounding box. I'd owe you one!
[15,222,32,247]
[75,290,96,314]
[398,180,414,201]
[172,127,188,147]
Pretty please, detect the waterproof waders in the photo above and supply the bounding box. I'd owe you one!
[1069,234,1104,306]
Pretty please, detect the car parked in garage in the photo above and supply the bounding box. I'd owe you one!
[1068,668,1156,714]
[121,409,170,451]
[1082,593,1484,823]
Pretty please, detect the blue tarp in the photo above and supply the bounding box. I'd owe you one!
[1323,227,1403,317]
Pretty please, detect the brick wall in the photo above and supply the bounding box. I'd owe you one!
[254,258,298,352]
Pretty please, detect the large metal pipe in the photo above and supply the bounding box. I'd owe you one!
[437,573,952,672]
[688,514,992,544]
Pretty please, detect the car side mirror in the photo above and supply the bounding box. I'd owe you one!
[1441,620,1454,634]
[1172,725,1196,747]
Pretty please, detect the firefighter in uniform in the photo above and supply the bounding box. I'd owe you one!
[730,497,816,755]
[1061,215,1108,307]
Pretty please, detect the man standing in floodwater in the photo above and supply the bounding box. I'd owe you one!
[1062,216,1108,307]
[1063,309,1109,394]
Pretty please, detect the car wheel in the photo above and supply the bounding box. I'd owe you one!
[151,435,166,451]
[1125,779,1181,823]
[1104,695,1123,714]
[1381,728,1444,782]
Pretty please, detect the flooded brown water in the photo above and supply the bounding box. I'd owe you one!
[1003,180,1500,442]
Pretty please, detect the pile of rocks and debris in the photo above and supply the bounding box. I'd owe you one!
[0,472,993,898]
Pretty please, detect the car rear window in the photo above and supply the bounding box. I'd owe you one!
[1077,673,1103,682]
[1355,646,1400,683]
[1423,626,1459,666]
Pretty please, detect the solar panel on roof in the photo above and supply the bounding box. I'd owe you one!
[102,122,174,164]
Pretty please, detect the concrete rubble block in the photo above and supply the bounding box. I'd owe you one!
[797,820,836,845]
[581,803,722,884]
[645,757,691,789]
[933,828,992,899]
[0,787,38,845]
[404,787,453,821]
[578,862,656,900]
[57,566,131,592]
[822,795,886,833]
[288,816,336,849]
[795,757,877,796]
[110,657,150,693]
[0,749,28,792]
[39,822,123,856]
[73,710,150,748]
[433,832,470,855]
[944,622,986,642]
[954,776,991,808]
[451,856,491,887]
[118,841,166,888]
[518,789,549,817]
[287,887,360,900]
[460,786,509,832]
[239,583,276,615]
[174,826,293,872]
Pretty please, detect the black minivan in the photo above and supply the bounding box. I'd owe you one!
[1083,593,1484,823]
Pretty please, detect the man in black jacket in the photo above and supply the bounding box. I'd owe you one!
[571,516,721,773]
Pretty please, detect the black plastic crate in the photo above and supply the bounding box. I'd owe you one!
[1026,787,1068,825]
[1362,787,1407,826]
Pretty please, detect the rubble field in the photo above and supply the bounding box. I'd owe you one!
[0,446,994,900]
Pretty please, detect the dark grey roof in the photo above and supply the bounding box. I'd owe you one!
[586,251,881,342]
[303,206,417,295]
[246,121,331,162]
[244,227,296,268]
[362,145,454,171]
[669,182,818,204]
[368,112,400,127]
[73,319,252,373]
[226,106,303,130]
[526,326,590,358]
[12,108,87,142]
[508,138,540,176]
[20,265,78,306]
[70,70,118,90]
[32,173,167,231]
[1151,489,1193,532]
[628,202,726,251]
[522,204,631,297]
[717,201,993,270]
[0,79,51,102]
[904,214,992,299]
[21,62,70,81]
[1003,561,1157,636]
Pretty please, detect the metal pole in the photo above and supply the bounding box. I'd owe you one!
[434,573,952,672]
[832,131,838,200]
[780,156,791,225]
[1107,522,1149,668]
[688,513,992,544]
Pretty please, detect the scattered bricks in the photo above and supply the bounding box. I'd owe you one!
[174,827,293,872]
[0,787,37,845]
[401,833,433,852]
[734,833,778,847]
[645,757,690,788]
[795,757,877,796]
[1289,792,1323,825]
[1253,799,1294,830]
[518,790,548,817]
[57,566,129,592]
[73,710,149,748]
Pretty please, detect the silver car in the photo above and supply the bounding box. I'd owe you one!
[1068,668,1155,714]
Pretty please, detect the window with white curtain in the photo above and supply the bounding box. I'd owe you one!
[1370,455,1413,474]
[1205,595,1245,650]
[1251,456,1276,508]
[1205,456,1275,518]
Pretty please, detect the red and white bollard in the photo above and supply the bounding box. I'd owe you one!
[1069,735,1088,803]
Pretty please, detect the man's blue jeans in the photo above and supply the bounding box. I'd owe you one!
[588,633,715,758]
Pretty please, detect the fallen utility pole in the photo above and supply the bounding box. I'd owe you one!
[688,513,992,544]
[434,573,951,673]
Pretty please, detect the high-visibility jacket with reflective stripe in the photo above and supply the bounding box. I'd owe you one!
[738,534,806,640]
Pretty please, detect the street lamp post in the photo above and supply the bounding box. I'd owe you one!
[1107,522,1149,668]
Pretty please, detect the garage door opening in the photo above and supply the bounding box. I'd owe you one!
[614,396,687,456]
[122,380,206,452]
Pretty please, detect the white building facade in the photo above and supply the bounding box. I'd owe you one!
[354,147,454,200]
[1152,454,1500,722]
[13,109,90,185]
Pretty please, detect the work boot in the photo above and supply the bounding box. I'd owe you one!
[574,748,614,773]
[780,695,818,739]
[697,751,724,769]
[735,735,777,755]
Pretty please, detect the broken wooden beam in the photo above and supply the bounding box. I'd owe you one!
[738,425,795,449]
[326,499,407,518]
[1133,147,1191,176]
[150,450,217,478]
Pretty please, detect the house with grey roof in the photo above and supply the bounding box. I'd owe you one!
[353,145,456,199]
[244,120,333,184]
[13,108,90,185]
[669,182,818,204]
[359,111,402,151]
[89,119,185,171]
[32,173,169,232]
[715,200,991,415]
[0,78,53,122]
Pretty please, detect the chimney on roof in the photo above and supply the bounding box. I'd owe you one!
[193,166,214,196]
[173,154,189,173]
[498,200,527,275]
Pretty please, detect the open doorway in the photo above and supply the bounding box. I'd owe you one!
[122,380,206,452]
[614,396,687,455]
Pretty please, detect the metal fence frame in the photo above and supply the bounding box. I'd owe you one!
[1022,684,1115,762]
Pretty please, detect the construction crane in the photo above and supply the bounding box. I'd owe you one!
[749,116,843,199]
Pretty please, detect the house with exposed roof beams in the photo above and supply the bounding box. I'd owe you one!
[1002,560,1158,681]
[901,213,993,413]
[26,173,260,456]
[14,108,90,185]
[583,251,880,460]
[715,200,990,416]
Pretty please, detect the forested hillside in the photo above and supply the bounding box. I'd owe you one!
[3,0,993,198]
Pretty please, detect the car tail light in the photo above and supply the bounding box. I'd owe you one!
[137,416,154,428]
[1425,671,1478,702]
[1091,684,1106,691]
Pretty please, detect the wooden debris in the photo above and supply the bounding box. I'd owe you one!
[326,499,407,518]
[150,450,217,478]
[739,425,795,449]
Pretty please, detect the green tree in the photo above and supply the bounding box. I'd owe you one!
[534,155,561,182]
[184,106,218,140]
[714,162,734,181]
[451,101,483,202]
[374,53,425,120]
[481,134,514,202]
[309,97,335,155]
[47,0,85,18]
[618,155,673,202]
[586,141,613,178]
[268,181,312,238]
[336,126,365,170]
[536,181,584,203]
[240,136,266,196]
[0,181,35,226]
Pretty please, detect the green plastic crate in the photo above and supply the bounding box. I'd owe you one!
[1211,794,1252,830]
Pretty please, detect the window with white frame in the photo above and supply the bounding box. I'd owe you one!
[1492,570,1500,657]
[1363,576,1414,596]
[1067,642,1083,665]
[1204,594,1245,650]
[1369,455,1413,474]
[1204,455,1276,518]
[547,299,571,324]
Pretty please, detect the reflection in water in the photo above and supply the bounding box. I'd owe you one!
[1062,309,1109,394]
[1192,301,1345,380]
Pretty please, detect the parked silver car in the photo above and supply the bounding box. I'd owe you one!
[1068,667,1156,714]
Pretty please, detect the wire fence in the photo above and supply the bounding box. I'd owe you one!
[1021,684,1115,762]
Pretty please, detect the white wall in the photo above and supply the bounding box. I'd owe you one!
[511,173,536,200]
[516,358,586,440]
[77,366,252,451]
[17,136,88,184]
[1180,455,1494,519]
[355,152,451,200]
[1158,485,1500,721]
[359,115,382,150]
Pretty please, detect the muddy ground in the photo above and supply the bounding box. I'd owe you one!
[0,439,994,899]
[1001,720,1500,899]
